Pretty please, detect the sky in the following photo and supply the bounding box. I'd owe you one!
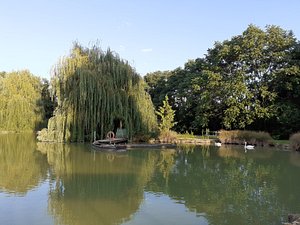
[1,0,300,79]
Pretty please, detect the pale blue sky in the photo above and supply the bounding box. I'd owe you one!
[1,0,300,79]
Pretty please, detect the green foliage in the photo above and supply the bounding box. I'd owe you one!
[145,60,205,133]
[38,43,157,142]
[204,24,294,130]
[156,95,176,132]
[0,70,45,131]
[144,70,172,107]
[267,40,300,138]
[270,101,300,139]
[144,24,300,138]
[41,79,56,121]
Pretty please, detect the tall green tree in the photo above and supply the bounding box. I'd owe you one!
[156,95,176,132]
[38,43,157,142]
[194,24,297,131]
[0,70,44,131]
[145,24,300,137]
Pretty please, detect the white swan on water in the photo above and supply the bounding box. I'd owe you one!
[215,142,222,147]
[244,142,254,150]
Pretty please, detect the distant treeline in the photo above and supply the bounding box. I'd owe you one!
[1,24,300,140]
[144,25,300,139]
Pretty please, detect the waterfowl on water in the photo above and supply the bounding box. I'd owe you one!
[214,142,222,147]
[244,142,255,150]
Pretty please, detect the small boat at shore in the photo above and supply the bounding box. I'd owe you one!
[93,138,128,145]
[92,138,128,151]
[92,131,177,151]
[92,143,127,151]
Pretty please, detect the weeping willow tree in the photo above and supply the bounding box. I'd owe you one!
[0,70,44,131]
[38,43,157,142]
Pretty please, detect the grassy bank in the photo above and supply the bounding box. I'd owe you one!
[157,130,213,144]
[273,140,290,145]
[155,129,300,151]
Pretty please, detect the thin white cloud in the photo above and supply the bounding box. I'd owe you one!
[141,48,153,52]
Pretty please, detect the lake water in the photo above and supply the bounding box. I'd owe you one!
[1,133,300,225]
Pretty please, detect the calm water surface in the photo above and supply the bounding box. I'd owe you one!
[1,133,300,225]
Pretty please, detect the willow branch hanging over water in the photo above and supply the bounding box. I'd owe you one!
[37,43,157,142]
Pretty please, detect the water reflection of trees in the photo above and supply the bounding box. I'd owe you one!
[37,144,159,225]
[4,134,299,225]
[0,133,48,195]
[157,149,176,185]
[147,146,285,225]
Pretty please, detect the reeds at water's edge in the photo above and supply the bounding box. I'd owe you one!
[290,132,300,151]
[218,130,273,146]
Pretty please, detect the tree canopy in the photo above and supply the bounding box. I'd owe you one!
[38,43,157,142]
[0,70,45,131]
[145,25,300,138]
